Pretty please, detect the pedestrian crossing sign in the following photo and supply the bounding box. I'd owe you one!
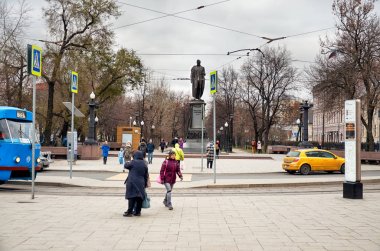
[210,70,217,94]
[27,44,42,77]
[71,71,78,94]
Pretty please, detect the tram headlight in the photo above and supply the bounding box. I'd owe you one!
[14,157,21,163]
[36,158,41,163]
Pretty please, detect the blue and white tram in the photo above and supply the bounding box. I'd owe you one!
[0,106,41,184]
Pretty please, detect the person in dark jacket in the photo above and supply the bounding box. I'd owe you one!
[160,139,166,153]
[123,151,149,217]
[146,139,155,164]
[159,150,183,210]
[138,140,147,159]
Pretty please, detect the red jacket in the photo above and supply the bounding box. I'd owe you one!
[160,159,182,184]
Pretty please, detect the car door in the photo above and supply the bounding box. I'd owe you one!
[304,151,320,171]
[318,151,337,171]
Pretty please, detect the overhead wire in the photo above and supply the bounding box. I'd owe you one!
[115,0,263,38]
[114,0,231,30]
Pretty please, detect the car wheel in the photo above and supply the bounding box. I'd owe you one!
[286,170,296,174]
[340,164,345,174]
[300,164,311,175]
[0,181,5,185]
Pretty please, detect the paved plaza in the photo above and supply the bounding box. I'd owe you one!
[1,150,380,250]
[1,190,380,250]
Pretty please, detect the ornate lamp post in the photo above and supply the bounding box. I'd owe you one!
[224,122,229,153]
[219,126,223,151]
[151,124,155,144]
[85,91,98,145]
[296,118,301,142]
[94,116,99,141]
[299,100,313,148]
[140,121,144,138]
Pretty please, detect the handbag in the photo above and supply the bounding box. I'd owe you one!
[156,160,168,184]
[142,193,150,209]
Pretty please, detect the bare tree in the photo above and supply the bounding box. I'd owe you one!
[320,0,380,150]
[241,46,297,152]
[0,0,30,107]
[217,66,240,149]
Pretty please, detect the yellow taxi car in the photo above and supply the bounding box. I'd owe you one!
[282,149,345,175]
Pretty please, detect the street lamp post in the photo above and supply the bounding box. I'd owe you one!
[85,91,98,145]
[298,100,313,148]
[296,118,301,142]
[129,116,132,127]
[151,124,155,144]
[140,121,144,139]
[229,114,234,152]
[219,126,223,151]
[224,122,229,153]
[94,116,99,141]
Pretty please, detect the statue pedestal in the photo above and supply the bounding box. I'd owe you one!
[81,144,101,160]
[184,100,208,153]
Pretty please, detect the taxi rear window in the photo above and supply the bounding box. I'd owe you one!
[286,151,300,157]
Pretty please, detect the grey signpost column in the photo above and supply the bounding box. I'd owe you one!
[210,71,217,183]
[343,99,363,199]
[27,44,42,199]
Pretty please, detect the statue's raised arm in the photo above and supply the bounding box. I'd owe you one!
[190,59,205,100]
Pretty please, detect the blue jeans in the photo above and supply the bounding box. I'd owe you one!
[164,183,174,206]
[147,152,153,163]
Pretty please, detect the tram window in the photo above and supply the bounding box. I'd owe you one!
[6,120,32,142]
[0,120,10,140]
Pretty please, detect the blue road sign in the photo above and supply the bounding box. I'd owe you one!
[28,45,42,77]
[71,71,78,93]
[210,71,217,94]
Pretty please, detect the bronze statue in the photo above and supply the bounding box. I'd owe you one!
[190,60,205,100]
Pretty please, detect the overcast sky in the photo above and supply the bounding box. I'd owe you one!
[23,0,379,102]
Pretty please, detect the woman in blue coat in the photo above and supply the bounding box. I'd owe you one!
[123,151,149,217]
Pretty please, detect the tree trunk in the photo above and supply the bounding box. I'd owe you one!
[366,105,375,151]
[17,57,23,107]
[43,80,55,145]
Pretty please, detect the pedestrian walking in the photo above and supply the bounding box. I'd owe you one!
[123,141,133,164]
[215,140,220,158]
[118,148,124,165]
[160,139,166,153]
[146,139,155,164]
[123,151,149,217]
[257,140,262,154]
[251,140,257,154]
[171,137,178,147]
[138,140,147,159]
[179,137,184,149]
[159,150,183,210]
[206,142,214,169]
[173,143,184,164]
[101,141,110,165]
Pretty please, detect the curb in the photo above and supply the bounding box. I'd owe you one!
[7,179,380,189]
[193,179,380,188]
